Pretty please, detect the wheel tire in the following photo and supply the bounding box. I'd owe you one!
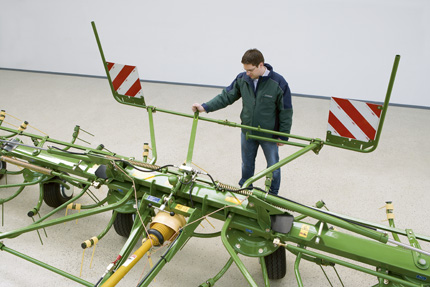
[43,181,73,208]
[113,212,134,238]
[0,161,6,180]
[264,246,287,280]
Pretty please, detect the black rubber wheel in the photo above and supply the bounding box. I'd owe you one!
[43,181,73,208]
[264,246,287,280]
[113,212,134,238]
[0,161,6,180]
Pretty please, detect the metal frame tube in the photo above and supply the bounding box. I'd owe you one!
[259,256,270,287]
[0,186,134,240]
[0,243,93,287]
[365,55,401,153]
[252,191,389,243]
[0,184,29,204]
[246,134,309,148]
[147,107,158,164]
[221,214,258,287]
[242,143,319,189]
[294,251,304,287]
[186,112,199,166]
[0,177,44,189]
[287,244,420,287]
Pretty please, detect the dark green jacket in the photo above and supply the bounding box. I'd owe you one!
[202,64,293,140]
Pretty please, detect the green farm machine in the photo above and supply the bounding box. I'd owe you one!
[1,22,429,287]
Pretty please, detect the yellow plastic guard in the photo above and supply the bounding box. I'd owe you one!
[65,203,81,224]
[18,121,28,131]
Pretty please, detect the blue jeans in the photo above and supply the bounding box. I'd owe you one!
[238,132,280,195]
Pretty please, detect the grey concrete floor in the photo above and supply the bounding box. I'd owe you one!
[0,69,429,286]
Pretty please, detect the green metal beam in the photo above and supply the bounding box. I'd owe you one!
[221,214,258,287]
[186,112,199,166]
[0,242,94,287]
[242,142,320,189]
[287,244,421,287]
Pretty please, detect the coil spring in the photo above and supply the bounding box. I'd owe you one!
[217,182,292,212]
[217,183,293,212]
[105,155,160,170]
[128,160,160,170]
[217,183,253,196]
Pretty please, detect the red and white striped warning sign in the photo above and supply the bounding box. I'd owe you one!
[327,97,382,142]
[107,62,143,97]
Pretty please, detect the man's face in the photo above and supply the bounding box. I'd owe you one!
[243,63,264,79]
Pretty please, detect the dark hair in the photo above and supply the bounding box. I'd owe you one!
[241,49,264,67]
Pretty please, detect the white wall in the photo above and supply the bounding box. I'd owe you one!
[0,0,429,107]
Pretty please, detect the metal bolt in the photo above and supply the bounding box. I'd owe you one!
[249,202,254,208]
[235,244,241,249]
[419,259,427,266]
[258,248,264,254]
[265,228,270,232]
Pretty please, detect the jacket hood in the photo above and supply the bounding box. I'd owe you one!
[264,63,273,74]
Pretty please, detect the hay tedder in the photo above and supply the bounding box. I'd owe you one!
[1,22,429,287]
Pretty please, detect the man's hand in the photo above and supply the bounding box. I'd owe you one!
[192,103,206,113]
[277,138,285,146]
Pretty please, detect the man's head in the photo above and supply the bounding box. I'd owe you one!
[241,49,266,79]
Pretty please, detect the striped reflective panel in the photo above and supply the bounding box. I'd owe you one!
[327,97,382,142]
[107,62,143,97]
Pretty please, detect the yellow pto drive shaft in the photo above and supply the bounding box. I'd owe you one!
[101,212,186,287]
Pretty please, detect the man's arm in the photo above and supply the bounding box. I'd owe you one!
[277,81,293,141]
[190,76,242,113]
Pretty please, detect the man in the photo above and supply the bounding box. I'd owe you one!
[192,49,292,195]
